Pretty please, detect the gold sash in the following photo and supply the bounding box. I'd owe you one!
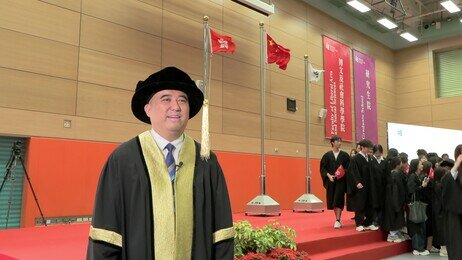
[139,131,195,260]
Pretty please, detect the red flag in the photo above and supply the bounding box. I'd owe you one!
[266,34,291,70]
[210,29,236,54]
[335,165,346,179]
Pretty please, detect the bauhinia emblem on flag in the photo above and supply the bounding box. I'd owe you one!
[266,34,291,70]
[210,29,236,54]
[308,63,324,83]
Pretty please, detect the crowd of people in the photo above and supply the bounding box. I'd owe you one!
[320,136,462,259]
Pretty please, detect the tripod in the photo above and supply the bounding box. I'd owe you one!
[0,141,46,228]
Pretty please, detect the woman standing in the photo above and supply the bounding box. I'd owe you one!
[407,160,431,256]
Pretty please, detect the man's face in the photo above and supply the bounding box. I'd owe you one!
[356,144,361,152]
[442,155,449,161]
[144,89,190,140]
[360,146,371,154]
[374,151,382,158]
[332,140,342,149]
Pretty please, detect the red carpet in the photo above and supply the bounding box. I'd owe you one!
[0,210,410,260]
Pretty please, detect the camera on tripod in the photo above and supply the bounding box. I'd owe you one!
[12,141,22,155]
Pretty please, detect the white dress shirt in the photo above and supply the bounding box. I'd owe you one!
[150,129,184,164]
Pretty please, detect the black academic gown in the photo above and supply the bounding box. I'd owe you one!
[349,153,375,212]
[320,150,350,210]
[86,136,234,260]
[370,158,388,210]
[432,181,445,246]
[382,170,406,231]
[441,173,462,259]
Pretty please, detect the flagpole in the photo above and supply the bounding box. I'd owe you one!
[201,16,211,160]
[293,55,324,213]
[259,21,266,196]
[245,22,280,216]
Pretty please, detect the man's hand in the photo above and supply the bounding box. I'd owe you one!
[327,173,335,183]
[356,183,364,189]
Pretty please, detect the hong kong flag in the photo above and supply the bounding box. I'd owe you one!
[210,29,236,54]
[266,34,291,70]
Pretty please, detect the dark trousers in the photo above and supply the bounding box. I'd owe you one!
[410,222,426,251]
[355,206,373,227]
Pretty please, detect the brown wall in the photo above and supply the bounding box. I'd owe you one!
[0,0,396,159]
[395,35,462,130]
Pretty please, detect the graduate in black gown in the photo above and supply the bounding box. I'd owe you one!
[442,145,462,260]
[382,156,406,243]
[349,139,379,231]
[86,67,234,260]
[432,167,447,256]
[370,144,387,226]
[320,135,350,228]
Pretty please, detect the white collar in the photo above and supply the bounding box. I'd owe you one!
[150,129,184,150]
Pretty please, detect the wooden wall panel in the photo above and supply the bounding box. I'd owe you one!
[187,106,223,133]
[80,15,162,65]
[270,9,307,41]
[395,59,429,79]
[223,8,261,44]
[0,68,76,115]
[81,0,162,36]
[231,34,261,67]
[223,0,268,25]
[270,94,305,122]
[162,40,223,81]
[138,0,164,9]
[0,28,78,80]
[78,48,159,90]
[164,0,223,28]
[222,58,261,90]
[270,71,305,100]
[396,106,432,124]
[273,0,307,21]
[395,45,429,64]
[271,117,305,143]
[222,109,270,138]
[222,83,271,115]
[396,90,431,109]
[162,11,204,50]
[0,0,80,45]
[395,74,430,94]
[41,0,82,12]
[269,27,307,60]
[76,82,137,123]
[306,23,323,48]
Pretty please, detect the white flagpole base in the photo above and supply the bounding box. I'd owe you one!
[245,195,281,216]
[293,193,324,212]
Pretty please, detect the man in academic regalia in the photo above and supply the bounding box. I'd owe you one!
[349,139,379,232]
[320,136,350,228]
[86,67,234,260]
[442,145,462,259]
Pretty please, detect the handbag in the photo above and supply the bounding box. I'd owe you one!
[408,193,427,223]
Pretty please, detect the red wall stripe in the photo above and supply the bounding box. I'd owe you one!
[21,137,326,227]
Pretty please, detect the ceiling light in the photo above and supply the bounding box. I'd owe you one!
[440,0,461,13]
[377,18,398,29]
[347,0,371,13]
[460,18,462,23]
[400,32,418,42]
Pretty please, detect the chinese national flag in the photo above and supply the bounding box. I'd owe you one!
[266,34,291,70]
[210,29,236,54]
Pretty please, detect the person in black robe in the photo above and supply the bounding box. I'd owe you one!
[320,135,350,228]
[407,160,431,256]
[382,156,406,242]
[86,67,234,260]
[441,145,462,259]
[346,147,359,213]
[370,144,387,226]
[432,167,447,256]
[349,139,378,231]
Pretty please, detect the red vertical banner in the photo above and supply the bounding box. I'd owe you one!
[323,36,353,141]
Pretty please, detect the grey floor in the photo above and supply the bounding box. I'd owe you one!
[387,252,447,259]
